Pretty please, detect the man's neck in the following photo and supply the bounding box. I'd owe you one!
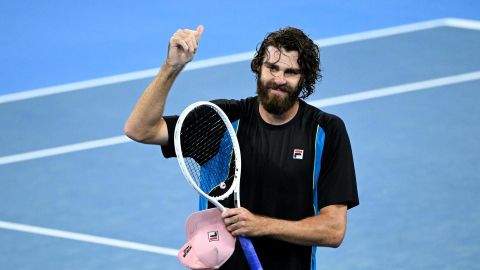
[258,101,300,125]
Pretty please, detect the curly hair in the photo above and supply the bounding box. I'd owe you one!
[251,27,321,99]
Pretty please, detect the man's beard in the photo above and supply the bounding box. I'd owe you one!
[257,79,299,115]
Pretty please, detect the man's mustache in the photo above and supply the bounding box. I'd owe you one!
[265,81,290,92]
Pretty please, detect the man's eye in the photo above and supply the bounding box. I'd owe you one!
[269,66,279,71]
[286,70,300,76]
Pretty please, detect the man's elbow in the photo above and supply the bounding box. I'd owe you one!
[124,122,150,143]
[329,231,345,248]
[124,119,168,145]
[325,224,346,248]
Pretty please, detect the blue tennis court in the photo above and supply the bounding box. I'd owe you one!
[1,2,480,269]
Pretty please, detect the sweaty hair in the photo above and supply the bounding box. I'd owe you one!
[251,27,321,99]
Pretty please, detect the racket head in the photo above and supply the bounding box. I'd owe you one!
[174,101,242,209]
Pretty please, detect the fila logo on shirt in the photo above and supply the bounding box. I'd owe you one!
[293,149,304,160]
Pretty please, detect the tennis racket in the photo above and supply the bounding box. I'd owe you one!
[174,101,263,270]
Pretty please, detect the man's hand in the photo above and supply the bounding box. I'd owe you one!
[167,25,203,68]
[222,207,267,237]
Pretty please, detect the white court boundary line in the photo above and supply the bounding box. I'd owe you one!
[0,220,178,256]
[309,70,480,107]
[1,17,479,105]
[1,70,480,166]
[0,136,131,165]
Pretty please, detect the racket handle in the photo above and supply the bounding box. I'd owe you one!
[238,236,263,270]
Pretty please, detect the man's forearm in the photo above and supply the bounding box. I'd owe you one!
[260,207,347,247]
[223,204,347,248]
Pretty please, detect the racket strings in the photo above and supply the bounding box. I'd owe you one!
[180,106,237,196]
[182,116,226,161]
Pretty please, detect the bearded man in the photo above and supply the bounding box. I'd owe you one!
[125,25,359,270]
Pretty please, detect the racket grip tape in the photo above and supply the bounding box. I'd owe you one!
[238,236,263,270]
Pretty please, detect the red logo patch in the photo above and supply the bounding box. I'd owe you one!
[293,149,304,160]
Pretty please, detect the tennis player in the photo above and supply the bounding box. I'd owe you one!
[125,25,359,269]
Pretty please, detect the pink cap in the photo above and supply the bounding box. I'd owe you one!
[178,208,236,269]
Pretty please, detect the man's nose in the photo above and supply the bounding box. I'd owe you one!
[273,72,287,85]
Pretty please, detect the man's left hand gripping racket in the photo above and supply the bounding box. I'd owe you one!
[174,101,263,270]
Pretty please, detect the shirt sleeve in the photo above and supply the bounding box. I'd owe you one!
[317,116,359,210]
[160,115,179,158]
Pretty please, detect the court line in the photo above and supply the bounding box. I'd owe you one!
[1,17,479,105]
[309,70,480,107]
[1,70,479,166]
[0,220,178,256]
[444,18,480,31]
[0,136,131,165]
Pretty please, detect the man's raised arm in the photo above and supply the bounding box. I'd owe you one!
[124,25,203,145]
